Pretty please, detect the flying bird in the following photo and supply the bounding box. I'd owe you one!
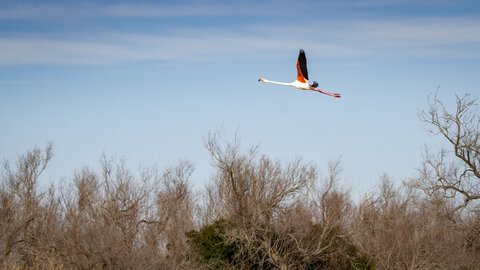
[258,49,341,98]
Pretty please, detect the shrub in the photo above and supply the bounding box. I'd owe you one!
[186,219,236,269]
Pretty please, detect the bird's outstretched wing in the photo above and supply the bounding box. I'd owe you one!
[296,49,308,83]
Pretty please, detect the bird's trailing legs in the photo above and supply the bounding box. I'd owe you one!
[311,88,341,98]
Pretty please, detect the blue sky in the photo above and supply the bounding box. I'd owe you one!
[1,0,479,196]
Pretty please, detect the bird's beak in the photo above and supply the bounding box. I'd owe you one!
[258,78,264,82]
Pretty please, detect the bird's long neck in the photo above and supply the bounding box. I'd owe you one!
[262,79,293,86]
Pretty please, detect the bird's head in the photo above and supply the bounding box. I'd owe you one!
[258,78,265,82]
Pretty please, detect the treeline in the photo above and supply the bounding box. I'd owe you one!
[1,93,479,269]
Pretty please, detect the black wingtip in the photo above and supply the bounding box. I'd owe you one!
[297,49,308,80]
[299,49,306,58]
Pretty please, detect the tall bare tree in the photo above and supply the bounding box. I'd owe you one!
[415,92,480,212]
[0,143,54,266]
[200,133,372,269]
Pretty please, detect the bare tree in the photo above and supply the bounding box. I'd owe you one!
[4,116,480,269]
[414,92,480,212]
[204,131,315,225]
[56,158,196,269]
[144,160,196,269]
[200,133,371,269]
[0,144,53,266]
[354,175,480,270]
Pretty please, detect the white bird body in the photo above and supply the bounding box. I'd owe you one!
[258,50,341,98]
[291,80,310,90]
[259,79,310,90]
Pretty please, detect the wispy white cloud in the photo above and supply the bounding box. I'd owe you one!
[325,0,457,8]
[102,3,264,17]
[0,5,66,19]
[1,0,457,20]
[0,33,361,65]
[354,18,480,47]
[0,1,270,20]
[0,38,141,65]
[1,14,479,65]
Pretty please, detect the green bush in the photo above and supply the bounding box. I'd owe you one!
[307,225,375,270]
[186,219,237,269]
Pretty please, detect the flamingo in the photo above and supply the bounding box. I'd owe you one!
[258,49,341,98]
